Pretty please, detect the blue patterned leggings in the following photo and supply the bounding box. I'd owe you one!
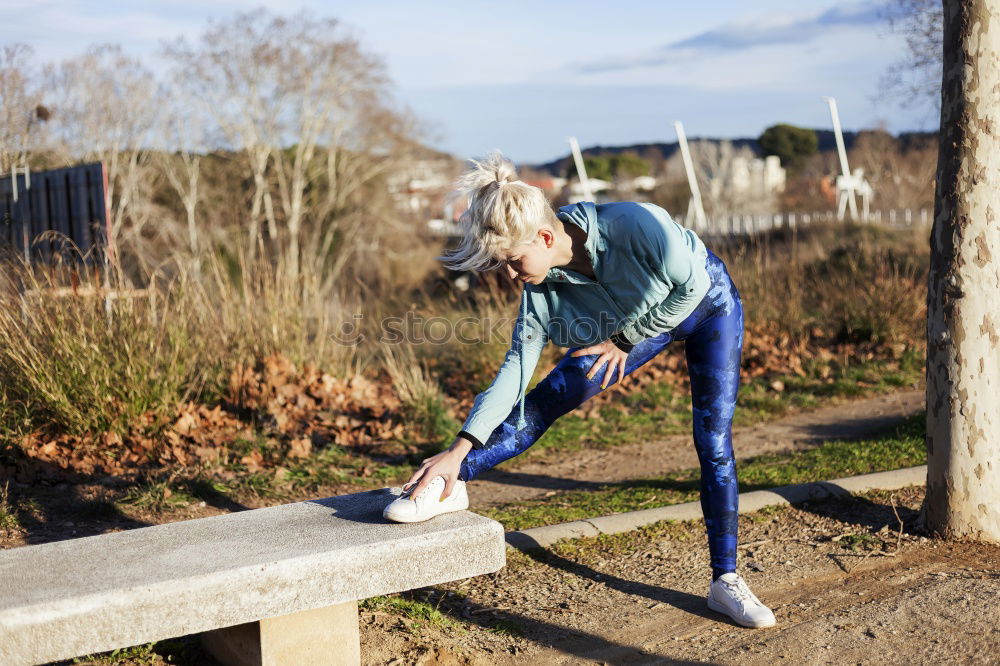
[460,249,744,578]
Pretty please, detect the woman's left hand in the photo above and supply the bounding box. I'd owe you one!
[570,341,629,389]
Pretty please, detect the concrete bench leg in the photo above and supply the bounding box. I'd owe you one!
[199,600,360,666]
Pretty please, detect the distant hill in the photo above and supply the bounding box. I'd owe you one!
[529,129,936,176]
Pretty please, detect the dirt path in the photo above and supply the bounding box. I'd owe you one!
[360,486,1000,665]
[470,390,924,508]
[511,544,998,666]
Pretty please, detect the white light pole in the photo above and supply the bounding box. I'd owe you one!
[567,136,594,202]
[674,121,707,231]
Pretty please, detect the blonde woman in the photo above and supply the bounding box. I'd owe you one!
[383,151,775,628]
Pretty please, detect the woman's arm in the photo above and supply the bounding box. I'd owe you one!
[405,294,548,498]
[456,298,548,447]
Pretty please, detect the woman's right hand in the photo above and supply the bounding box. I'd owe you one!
[403,438,473,501]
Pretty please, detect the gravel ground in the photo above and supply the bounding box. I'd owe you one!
[360,486,1000,665]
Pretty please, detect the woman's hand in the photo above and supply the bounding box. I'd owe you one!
[570,340,629,389]
[403,438,473,500]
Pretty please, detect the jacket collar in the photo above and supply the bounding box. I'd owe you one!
[545,201,599,285]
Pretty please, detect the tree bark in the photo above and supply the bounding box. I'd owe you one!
[925,0,1000,541]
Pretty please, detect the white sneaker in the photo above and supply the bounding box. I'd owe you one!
[382,476,469,523]
[707,573,776,628]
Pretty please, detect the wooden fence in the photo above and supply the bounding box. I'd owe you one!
[0,162,111,264]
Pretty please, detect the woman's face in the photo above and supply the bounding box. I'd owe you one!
[500,230,553,285]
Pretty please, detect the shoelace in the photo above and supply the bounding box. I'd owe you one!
[404,479,443,501]
[721,577,755,604]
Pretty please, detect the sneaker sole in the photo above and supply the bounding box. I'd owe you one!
[706,595,776,628]
[383,498,469,523]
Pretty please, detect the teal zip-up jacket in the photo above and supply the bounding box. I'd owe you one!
[457,200,710,449]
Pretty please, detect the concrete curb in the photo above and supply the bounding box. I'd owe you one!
[504,465,927,550]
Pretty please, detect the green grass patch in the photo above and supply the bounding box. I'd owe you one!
[0,504,21,533]
[360,594,454,629]
[736,349,923,422]
[70,637,201,665]
[485,412,925,531]
[488,618,525,637]
[117,480,199,513]
[0,480,22,533]
[837,532,884,551]
[279,444,414,491]
[529,380,691,456]
[71,643,160,665]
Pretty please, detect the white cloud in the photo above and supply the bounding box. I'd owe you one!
[570,2,884,74]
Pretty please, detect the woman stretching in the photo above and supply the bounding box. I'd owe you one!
[383,151,775,628]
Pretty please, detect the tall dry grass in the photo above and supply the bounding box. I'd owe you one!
[0,219,929,446]
[723,221,928,345]
[0,232,365,440]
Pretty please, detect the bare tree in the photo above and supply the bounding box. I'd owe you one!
[153,81,209,257]
[850,129,937,209]
[164,9,422,280]
[924,0,1000,541]
[306,103,427,291]
[162,13,281,263]
[0,43,45,173]
[264,14,396,280]
[44,45,159,249]
[882,0,944,109]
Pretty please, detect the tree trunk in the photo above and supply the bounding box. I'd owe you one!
[924,0,1000,541]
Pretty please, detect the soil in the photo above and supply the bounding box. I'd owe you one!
[360,486,1000,665]
[469,389,924,508]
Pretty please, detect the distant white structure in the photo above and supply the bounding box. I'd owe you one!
[727,154,786,200]
[837,168,874,221]
[630,175,657,192]
[567,177,611,202]
[549,176,569,191]
[694,140,787,221]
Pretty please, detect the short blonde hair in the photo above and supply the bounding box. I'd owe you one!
[439,150,558,272]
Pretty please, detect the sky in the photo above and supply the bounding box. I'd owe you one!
[0,1,937,163]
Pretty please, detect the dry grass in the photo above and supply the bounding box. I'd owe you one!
[723,221,928,344]
[0,219,928,449]
[0,234,366,440]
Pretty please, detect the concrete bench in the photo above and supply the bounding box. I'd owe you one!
[0,488,506,665]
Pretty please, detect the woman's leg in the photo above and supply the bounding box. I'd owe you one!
[678,255,744,580]
[460,330,676,481]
